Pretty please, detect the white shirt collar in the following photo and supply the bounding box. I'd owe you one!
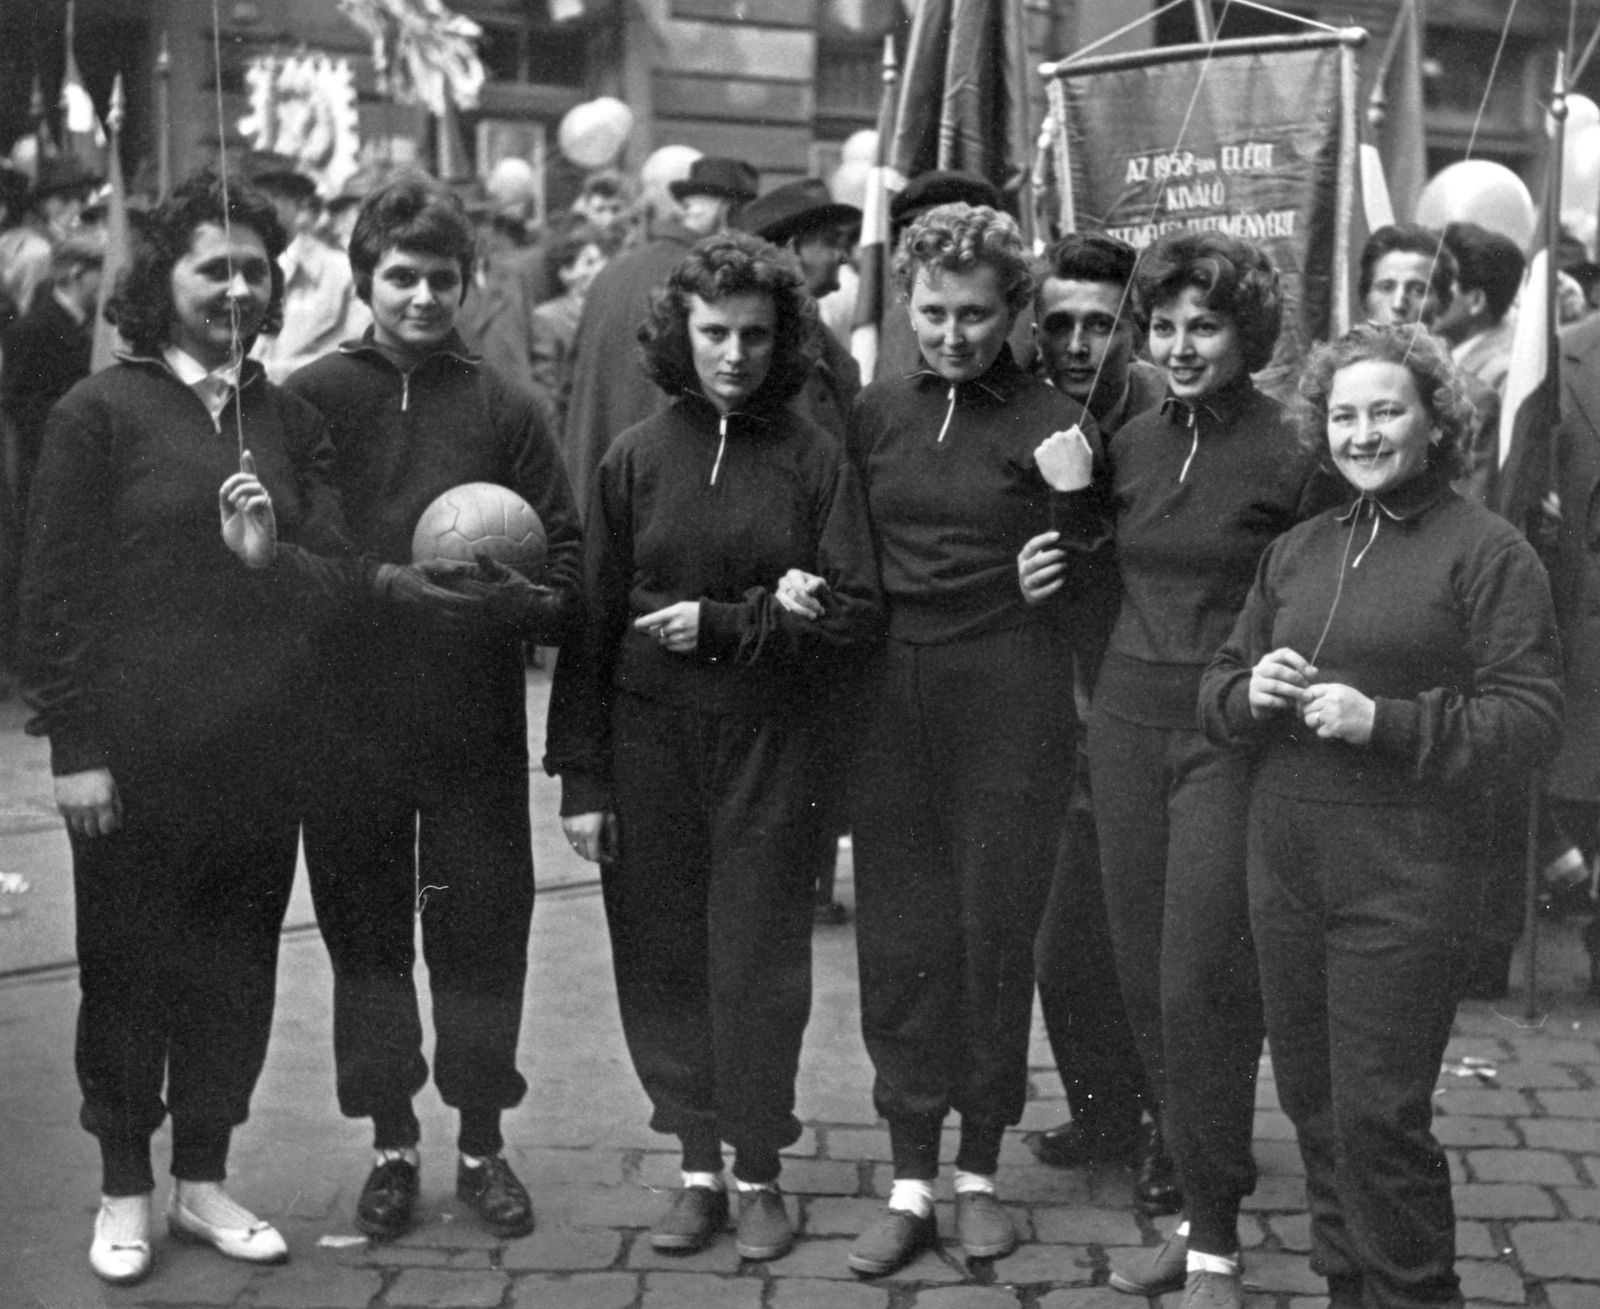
[163,345,242,431]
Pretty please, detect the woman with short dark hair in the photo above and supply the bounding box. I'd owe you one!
[1089,231,1336,1309]
[1201,324,1562,1309]
[545,230,881,1262]
[18,169,361,1284]
[847,202,1111,1275]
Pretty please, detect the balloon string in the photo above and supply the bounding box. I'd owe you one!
[1407,0,1521,365]
[1080,0,1236,414]
[211,0,247,464]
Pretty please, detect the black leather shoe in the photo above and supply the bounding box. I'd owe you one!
[356,1157,420,1240]
[456,1154,534,1238]
[1134,1125,1183,1217]
[1035,1120,1140,1168]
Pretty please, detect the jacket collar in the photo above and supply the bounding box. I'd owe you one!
[1334,458,1453,525]
[116,347,268,394]
[338,326,481,372]
[906,343,1029,405]
[673,387,780,431]
[1159,369,1257,431]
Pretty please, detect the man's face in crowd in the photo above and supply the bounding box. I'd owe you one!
[1036,276,1134,410]
[1365,250,1442,327]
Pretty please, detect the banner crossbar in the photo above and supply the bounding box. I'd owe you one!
[1042,29,1367,82]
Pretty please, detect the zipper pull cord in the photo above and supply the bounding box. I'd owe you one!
[401,369,411,412]
[1177,406,1200,483]
[1307,503,1365,669]
[936,385,957,443]
[710,414,728,486]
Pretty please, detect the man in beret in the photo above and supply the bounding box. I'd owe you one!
[561,155,758,516]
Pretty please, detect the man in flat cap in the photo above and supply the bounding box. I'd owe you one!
[562,155,759,517]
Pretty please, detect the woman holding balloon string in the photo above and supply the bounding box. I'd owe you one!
[15,170,453,1284]
[545,230,881,1263]
[1200,324,1562,1309]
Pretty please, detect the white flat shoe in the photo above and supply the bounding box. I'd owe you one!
[168,1190,288,1264]
[90,1195,152,1285]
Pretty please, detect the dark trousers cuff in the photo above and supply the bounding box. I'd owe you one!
[372,1101,421,1151]
[680,1125,724,1174]
[171,1122,231,1182]
[458,1106,503,1158]
[100,1136,155,1197]
[889,1115,943,1180]
[732,1146,780,1185]
[954,1119,1005,1176]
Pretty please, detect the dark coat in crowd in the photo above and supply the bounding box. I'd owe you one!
[2,290,93,513]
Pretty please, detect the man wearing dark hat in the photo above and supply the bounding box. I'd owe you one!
[30,157,104,242]
[873,171,1004,382]
[247,153,372,382]
[562,155,759,516]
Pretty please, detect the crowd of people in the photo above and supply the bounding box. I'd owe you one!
[0,137,1594,1309]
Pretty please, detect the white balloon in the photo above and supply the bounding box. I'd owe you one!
[558,97,633,169]
[841,130,878,165]
[1415,161,1536,249]
[830,159,872,209]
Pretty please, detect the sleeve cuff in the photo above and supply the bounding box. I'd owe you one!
[49,730,110,777]
[1050,489,1114,551]
[696,599,742,659]
[1369,697,1419,760]
[559,772,613,817]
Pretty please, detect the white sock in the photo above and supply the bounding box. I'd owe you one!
[460,1152,488,1169]
[97,1194,151,1244]
[1176,1220,1191,1238]
[733,1177,778,1193]
[887,1178,935,1218]
[1187,1250,1241,1276]
[376,1147,419,1168]
[682,1170,725,1191]
[952,1169,997,1196]
[173,1181,261,1230]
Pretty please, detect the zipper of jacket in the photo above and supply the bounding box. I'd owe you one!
[710,414,729,485]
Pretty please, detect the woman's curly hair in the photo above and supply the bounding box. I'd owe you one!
[892,203,1034,313]
[639,231,819,405]
[106,169,287,355]
[1132,230,1282,373]
[1295,323,1473,482]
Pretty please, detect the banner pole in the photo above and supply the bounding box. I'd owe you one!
[1334,42,1357,335]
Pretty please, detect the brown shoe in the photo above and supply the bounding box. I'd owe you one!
[848,1206,938,1276]
[1110,1227,1188,1295]
[955,1190,1017,1259]
[734,1187,793,1260]
[650,1185,728,1252]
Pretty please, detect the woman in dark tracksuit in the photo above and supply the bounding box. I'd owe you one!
[1201,325,1562,1309]
[846,203,1111,1276]
[17,173,383,1284]
[545,232,881,1263]
[1092,232,1337,1309]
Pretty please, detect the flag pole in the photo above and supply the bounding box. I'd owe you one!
[1191,0,1215,42]
[849,34,900,381]
[91,74,131,373]
[157,32,173,199]
[1523,53,1566,1023]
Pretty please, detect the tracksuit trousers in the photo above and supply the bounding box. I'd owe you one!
[603,690,817,1183]
[1250,793,1472,1309]
[73,768,299,1196]
[1088,710,1263,1255]
[304,682,535,1159]
[1035,799,1151,1146]
[853,626,1075,1179]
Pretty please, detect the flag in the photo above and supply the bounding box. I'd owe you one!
[849,36,901,380]
[889,0,1034,228]
[1363,0,1425,226]
[90,76,133,374]
[1497,79,1564,552]
[60,0,108,174]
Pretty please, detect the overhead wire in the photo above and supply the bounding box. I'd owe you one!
[210,0,248,465]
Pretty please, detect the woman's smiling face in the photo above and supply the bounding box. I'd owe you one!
[1147,285,1245,400]
[1326,358,1436,496]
